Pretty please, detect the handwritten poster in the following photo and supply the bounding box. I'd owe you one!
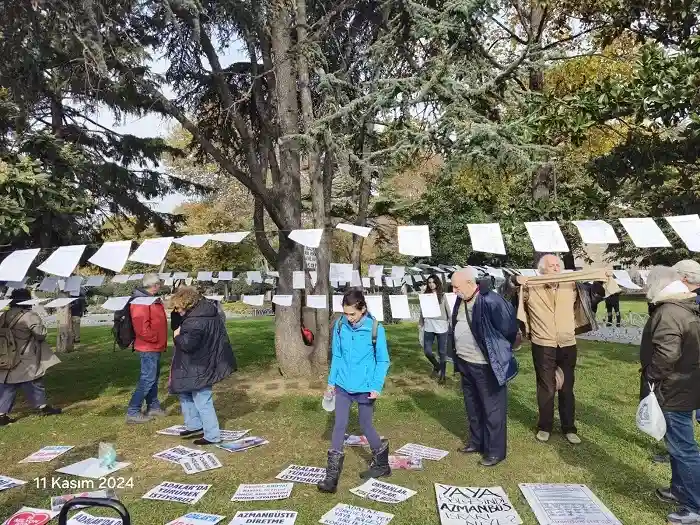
[165,513,226,525]
[231,483,293,501]
[275,465,326,485]
[227,511,297,525]
[319,503,394,525]
[519,484,622,525]
[65,511,122,525]
[395,443,449,461]
[180,453,223,474]
[2,507,58,525]
[153,446,205,465]
[350,479,416,504]
[142,482,211,505]
[0,475,27,492]
[435,484,522,525]
[19,445,73,463]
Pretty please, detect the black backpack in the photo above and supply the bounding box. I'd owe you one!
[112,299,135,350]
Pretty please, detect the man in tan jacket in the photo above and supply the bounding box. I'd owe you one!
[516,254,618,444]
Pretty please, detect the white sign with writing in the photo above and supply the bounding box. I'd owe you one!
[350,479,416,504]
[165,513,226,525]
[395,443,449,461]
[142,482,211,505]
[519,484,622,525]
[275,465,326,485]
[231,483,294,502]
[65,511,122,525]
[19,445,73,463]
[227,511,297,525]
[319,503,394,525]
[180,453,222,475]
[153,446,205,465]
[435,484,522,525]
[0,475,27,492]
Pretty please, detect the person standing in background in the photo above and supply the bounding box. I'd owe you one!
[419,274,450,383]
[605,291,622,327]
[69,288,87,344]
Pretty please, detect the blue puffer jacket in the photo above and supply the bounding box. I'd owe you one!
[451,288,519,386]
[328,314,391,394]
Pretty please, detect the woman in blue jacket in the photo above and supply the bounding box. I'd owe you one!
[318,290,391,493]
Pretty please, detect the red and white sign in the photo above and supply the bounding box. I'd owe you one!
[3,507,58,525]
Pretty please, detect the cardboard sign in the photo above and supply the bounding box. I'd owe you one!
[350,479,416,504]
[50,490,115,512]
[153,446,205,465]
[394,443,448,461]
[435,484,522,525]
[227,511,297,525]
[20,445,74,463]
[275,465,326,485]
[180,453,222,475]
[142,482,211,505]
[231,483,293,502]
[0,475,27,492]
[3,507,58,525]
[165,513,226,525]
[319,504,394,525]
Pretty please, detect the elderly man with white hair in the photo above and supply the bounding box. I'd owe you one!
[449,267,519,467]
[673,260,700,299]
[515,254,618,444]
[640,266,700,525]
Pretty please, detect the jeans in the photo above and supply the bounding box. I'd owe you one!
[0,380,47,414]
[532,344,577,434]
[424,331,448,376]
[330,386,382,452]
[179,387,221,442]
[127,351,162,416]
[664,410,700,513]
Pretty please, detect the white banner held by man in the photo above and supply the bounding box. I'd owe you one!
[336,223,372,237]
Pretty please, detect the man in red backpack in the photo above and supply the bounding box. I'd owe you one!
[126,274,168,424]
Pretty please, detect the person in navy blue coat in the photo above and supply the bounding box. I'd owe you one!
[450,267,518,467]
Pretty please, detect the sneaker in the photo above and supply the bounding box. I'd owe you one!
[180,428,204,438]
[657,487,679,504]
[565,433,581,445]
[126,413,153,424]
[193,438,220,446]
[536,431,550,442]
[0,415,16,426]
[668,507,700,524]
[146,408,167,417]
[40,406,62,416]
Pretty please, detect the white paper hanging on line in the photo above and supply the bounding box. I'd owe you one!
[619,217,671,248]
[384,277,394,288]
[293,271,306,290]
[333,295,344,313]
[665,215,700,252]
[319,504,394,525]
[173,271,190,280]
[572,220,620,245]
[435,484,522,525]
[468,223,507,255]
[288,229,323,248]
[365,295,384,322]
[38,277,59,292]
[0,248,40,282]
[388,295,411,319]
[309,271,318,287]
[418,294,441,318]
[197,271,213,282]
[242,295,264,307]
[519,483,622,525]
[84,275,106,287]
[398,225,432,257]
[101,297,130,311]
[174,234,212,248]
[228,511,297,525]
[128,237,174,265]
[273,295,293,307]
[218,271,233,281]
[131,296,158,306]
[350,270,362,288]
[525,222,570,253]
[613,270,641,290]
[330,263,353,283]
[88,241,132,273]
[44,298,78,309]
[336,223,372,237]
[391,266,405,278]
[368,265,384,279]
[307,295,327,309]
[64,276,83,293]
[128,273,144,282]
[211,231,250,243]
[350,478,416,504]
[362,277,371,288]
[18,298,50,306]
[247,271,263,284]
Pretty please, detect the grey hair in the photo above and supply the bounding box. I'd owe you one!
[453,266,479,282]
[672,260,700,286]
[537,254,563,273]
[142,273,160,287]
[646,266,681,302]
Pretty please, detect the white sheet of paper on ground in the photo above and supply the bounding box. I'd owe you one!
[0,248,40,282]
[468,223,507,255]
[435,484,522,525]
[153,446,205,465]
[36,245,86,277]
[88,241,132,273]
[227,511,297,525]
[289,229,323,249]
[365,296,384,322]
[111,274,129,284]
[217,271,233,281]
[519,483,622,525]
[131,296,158,306]
[0,475,27,491]
[211,231,250,244]
[336,223,372,237]
[418,294,441,318]
[231,483,294,502]
[525,221,570,253]
[128,237,173,265]
[64,276,83,293]
[19,446,73,463]
[243,295,264,307]
[247,271,263,284]
[333,295,344,313]
[165,512,226,525]
[395,443,448,461]
[665,215,700,251]
[330,263,353,283]
[275,465,326,485]
[388,295,411,319]
[101,297,130,311]
[65,511,121,525]
[368,265,384,279]
[50,490,115,513]
[180,453,222,475]
[2,507,58,525]
[350,270,362,288]
[273,295,293,307]
[174,234,212,248]
[398,225,432,257]
[362,278,371,288]
[613,270,641,290]
[56,458,130,479]
[619,217,671,248]
[197,271,213,282]
[572,220,620,245]
[319,503,394,525]
[17,298,50,306]
[43,298,78,309]
[142,482,211,505]
[293,271,306,290]
[350,479,416,504]
[307,295,327,309]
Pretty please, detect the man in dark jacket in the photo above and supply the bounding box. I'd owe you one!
[450,267,518,467]
[640,266,700,525]
[171,287,236,445]
[69,289,87,343]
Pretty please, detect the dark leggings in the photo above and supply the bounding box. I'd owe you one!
[330,387,382,452]
[424,331,448,376]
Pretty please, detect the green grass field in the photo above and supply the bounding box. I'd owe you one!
[0,318,683,524]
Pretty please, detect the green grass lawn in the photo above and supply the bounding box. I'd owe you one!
[0,318,683,524]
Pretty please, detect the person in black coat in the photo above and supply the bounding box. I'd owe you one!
[170,286,236,445]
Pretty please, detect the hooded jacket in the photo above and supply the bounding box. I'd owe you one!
[639,282,700,411]
[170,298,236,394]
[130,288,168,352]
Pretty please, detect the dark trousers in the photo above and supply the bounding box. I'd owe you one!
[532,344,577,434]
[665,410,700,513]
[127,351,162,416]
[458,359,507,459]
[0,379,47,414]
[605,297,621,327]
[330,387,382,452]
[423,331,448,377]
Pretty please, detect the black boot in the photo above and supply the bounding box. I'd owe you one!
[438,362,447,384]
[318,450,344,493]
[360,441,391,479]
[426,354,440,377]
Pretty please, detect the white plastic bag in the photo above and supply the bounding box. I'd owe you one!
[636,383,666,440]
